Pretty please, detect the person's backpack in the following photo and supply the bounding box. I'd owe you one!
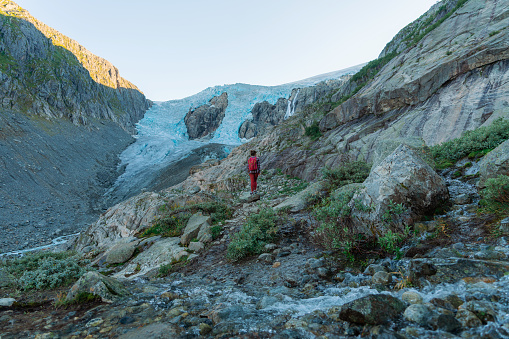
[248,157,258,172]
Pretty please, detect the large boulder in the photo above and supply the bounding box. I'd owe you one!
[349,145,448,236]
[338,294,406,325]
[180,212,212,245]
[73,192,168,253]
[238,99,288,139]
[103,238,140,264]
[66,271,129,303]
[478,139,509,188]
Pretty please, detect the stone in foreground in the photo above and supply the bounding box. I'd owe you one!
[66,271,129,303]
[338,294,406,325]
[181,212,212,246]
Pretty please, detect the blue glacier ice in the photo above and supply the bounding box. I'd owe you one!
[108,65,363,200]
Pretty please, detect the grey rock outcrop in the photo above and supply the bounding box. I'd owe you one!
[185,92,228,139]
[238,98,287,139]
[104,238,140,264]
[349,145,449,236]
[180,212,212,246]
[274,181,327,213]
[238,79,345,139]
[291,79,344,112]
[372,137,433,168]
[73,192,168,253]
[113,237,187,280]
[321,0,509,137]
[478,139,509,188]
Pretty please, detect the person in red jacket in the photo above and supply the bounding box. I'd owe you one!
[247,150,261,194]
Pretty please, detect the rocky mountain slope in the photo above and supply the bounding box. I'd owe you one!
[0,0,151,133]
[3,0,509,337]
[0,1,151,254]
[170,0,509,187]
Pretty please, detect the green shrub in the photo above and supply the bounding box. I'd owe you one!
[452,170,462,179]
[210,225,223,240]
[56,291,101,308]
[227,208,279,261]
[192,202,234,224]
[1,251,89,290]
[432,118,509,169]
[381,200,407,225]
[313,188,359,254]
[480,175,509,214]
[141,213,189,238]
[305,121,322,141]
[140,201,233,238]
[158,263,174,276]
[322,161,371,190]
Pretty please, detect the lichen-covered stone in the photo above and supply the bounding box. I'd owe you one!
[402,291,423,304]
[66,272,129,303]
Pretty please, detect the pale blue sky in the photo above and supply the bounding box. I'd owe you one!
[15,0,438,101]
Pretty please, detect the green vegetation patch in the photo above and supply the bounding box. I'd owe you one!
[140,201,233,238]
[431,118,509,169]
[314,183,412,261]
[305,121,322,141]
[322,161,371,191]
[480,175,509,215]
[1,251,90,290]
[227,208,279,262]
[0,50,17,73]
[158,255,189,277]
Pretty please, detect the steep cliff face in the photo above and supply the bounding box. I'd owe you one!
[184,92,228,139]
[322,0,508,135]
[0,0,151,133]
[0,1,151,253]
[264,0,509,181]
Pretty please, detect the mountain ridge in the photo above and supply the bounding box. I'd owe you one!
[0,0,151,133]
[0,1,151,253]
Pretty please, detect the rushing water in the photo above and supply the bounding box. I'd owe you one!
[137,270,509,337]
[0,233,78,257]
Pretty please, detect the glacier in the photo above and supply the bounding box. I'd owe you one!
[107,65,363,201]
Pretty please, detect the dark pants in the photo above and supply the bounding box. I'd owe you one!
[249,173,259,192]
